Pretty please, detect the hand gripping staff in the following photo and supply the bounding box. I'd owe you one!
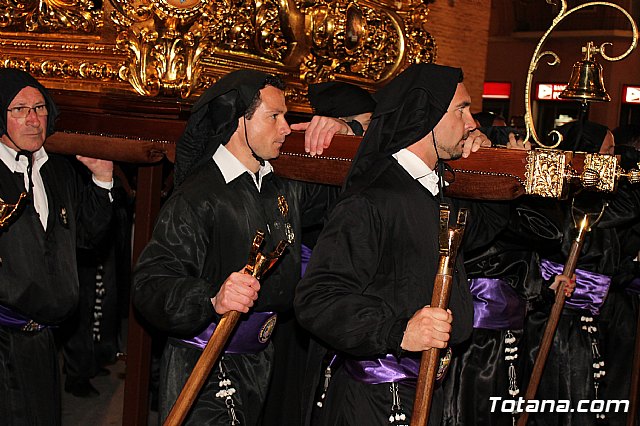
[517,202,607,426]
[410,205,468,426]
[164,230,289,426]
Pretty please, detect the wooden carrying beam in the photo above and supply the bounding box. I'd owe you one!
[43,128,534,198]
[44,130,615,201]
[46,131,175,164]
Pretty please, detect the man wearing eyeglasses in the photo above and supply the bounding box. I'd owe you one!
[0,68,113,425]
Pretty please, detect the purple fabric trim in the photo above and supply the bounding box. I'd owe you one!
[539,259,610,315]
[301,243,312,276]
[179,311,277,354]
[627,277,640,295]
[343,354,420,385]
[0,304,46,331]
[470,278,525,330]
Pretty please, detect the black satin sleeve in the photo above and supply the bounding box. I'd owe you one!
[594,183,640,228]
[551,187,640,275]
[460,200,510,252]
[294,194,407,357]
[289,181,340,229]
[132,192,217,337]
[46,154,113,250]
[74,180,113,250]
[464,199,563,303]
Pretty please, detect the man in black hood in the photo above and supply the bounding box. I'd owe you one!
[308,81,375,135]
[294,63,506,425]
[133,69,335,425]
[0,68,113,424]
[290,81,376,157]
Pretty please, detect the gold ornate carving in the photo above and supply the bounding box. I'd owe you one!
[403,2,437,65]
[525,149,572,199]
[582,153,618,193]
[111,0,302,96]
[0,0,437,98]
[300,1,405,83]
[110,0,437,97]
[1,54,122,84]
[0,0,102,33]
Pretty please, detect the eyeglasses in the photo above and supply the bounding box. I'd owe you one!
[7,105,48,119]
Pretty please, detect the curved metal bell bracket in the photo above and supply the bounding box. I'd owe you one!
[523,0,638,149]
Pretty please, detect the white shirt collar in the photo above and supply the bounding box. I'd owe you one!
[392,148,441,196]
[212,144,273,191]
[0,142,48,173]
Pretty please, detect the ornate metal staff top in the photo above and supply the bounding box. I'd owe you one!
[0,193,27,230]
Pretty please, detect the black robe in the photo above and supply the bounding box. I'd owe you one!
[0,153,112,426]
[522,187,640,426]
[600,209,640,426]
[442,200,562,426]
[294,157,507,426]
[133,160,331,425]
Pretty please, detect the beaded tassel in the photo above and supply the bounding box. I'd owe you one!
[504,329,520,426]
[581,315,606,422]
[316,365,331,408]
[215,357,240,425]
[92,263,105,342]
[388,382,408,425]
[504,330,520,397]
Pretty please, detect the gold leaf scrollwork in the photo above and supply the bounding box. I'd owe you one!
[403,2,437,65]
[111,0,296,97]
[111,0,213,97]
[207,0,294,61]
[108,0,437,97]
[2,56,119,82]
[300,1,405,83]
[0,0,102,33]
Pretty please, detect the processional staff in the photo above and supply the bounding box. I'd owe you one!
[410,206,467,426]
[0,192,27,230]
[163,230,288,426]
[43,130,640,424]
[516,203,607,426]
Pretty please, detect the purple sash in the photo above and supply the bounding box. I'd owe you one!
[344,354,420,385]
[470,278,525,330]
[539,259,610,315]
[179,311,277,354]
[627,277,640,295]
[343,348,452,385]
[0,304,47,332]
[301,243,312,276]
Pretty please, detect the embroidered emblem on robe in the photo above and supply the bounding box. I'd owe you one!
[259,314,278,343]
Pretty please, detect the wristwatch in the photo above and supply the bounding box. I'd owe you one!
[345,120,365,136]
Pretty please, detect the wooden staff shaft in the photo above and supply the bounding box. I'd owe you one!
[164,310,241,426]
[517,235,584,426]
[627,298,640,426]
[411,273,453,426]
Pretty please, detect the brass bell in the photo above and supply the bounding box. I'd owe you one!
[559,41,611,103]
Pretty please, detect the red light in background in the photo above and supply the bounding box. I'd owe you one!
[623,85,640,104]
[483,82,511,99]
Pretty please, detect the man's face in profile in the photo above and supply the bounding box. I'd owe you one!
[432,83,475,160]
[244,85,291,161]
